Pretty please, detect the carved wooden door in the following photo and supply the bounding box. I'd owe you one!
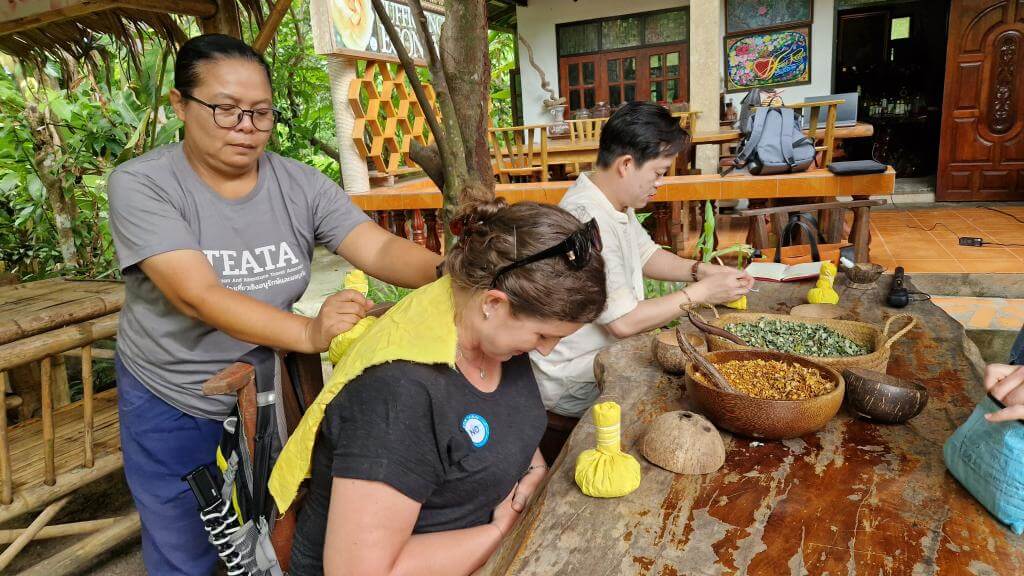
[937,0,1024,200]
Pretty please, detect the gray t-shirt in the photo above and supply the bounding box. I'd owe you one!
[108,143,369,419]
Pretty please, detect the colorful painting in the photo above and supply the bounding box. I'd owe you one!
[725,27,811,92]
[311,0,444,63]
[726,0,813,35]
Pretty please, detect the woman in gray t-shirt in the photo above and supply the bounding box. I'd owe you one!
[107,34,441,575]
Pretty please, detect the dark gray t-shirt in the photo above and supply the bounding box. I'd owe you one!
[289,355,547,576]
[108,143,369,419]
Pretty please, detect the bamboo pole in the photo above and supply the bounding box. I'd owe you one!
[0,517,119,544]
[19,511,141,576]
[252,0,294,55]
[52,354,71,408]
[0,495,70,572]
[82,345,94,468]
[0,454,122,525]
[0,313,118,372]
[0,370,10,505]
[41,356,55,486]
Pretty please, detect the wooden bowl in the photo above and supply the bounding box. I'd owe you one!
[844,262,886,285]
[653,331,706,374]
[842,368,928,423]
[684,350,845,440]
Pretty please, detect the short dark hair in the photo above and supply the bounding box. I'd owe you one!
[596,102,689,169]
[174,34,273,95]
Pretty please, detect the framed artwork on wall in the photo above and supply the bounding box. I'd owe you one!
[724,26,811,92]
[725,0,813,35]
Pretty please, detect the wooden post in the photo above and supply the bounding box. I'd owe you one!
[51,354,71,408]
[653,203,672,247]
[252,0,294,55]
[200,0,241,37]
[0,370,10,505]
[0,496,70,572]
[41,356,55,486]
[392,210,409,240]
[0,517,120,545]
[82,346,94,468]
[824,104,838,166]
[425,210,442,254]
[854,207,871,263]
[18,511,141,576]
[751,215,770,249]
[412,210,427,246]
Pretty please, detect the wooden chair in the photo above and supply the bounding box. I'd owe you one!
[489,125,549,184]
[200,302,394,573]
[565,118,607,177]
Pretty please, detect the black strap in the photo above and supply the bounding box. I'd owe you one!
[774,212,822,263]
[238,347,278,524]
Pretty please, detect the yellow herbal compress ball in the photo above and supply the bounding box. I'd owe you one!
[807,262,839,304]
[724,296,747,310]
[343,269,369,295]
[574,402,641,498]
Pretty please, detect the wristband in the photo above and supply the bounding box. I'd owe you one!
[679,288,693,309]
[690,260,701,281]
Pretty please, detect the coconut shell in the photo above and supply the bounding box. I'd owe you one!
[642,411,725,475]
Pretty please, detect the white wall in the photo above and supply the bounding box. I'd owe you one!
[516,0,839,124]
[515,0,690,126]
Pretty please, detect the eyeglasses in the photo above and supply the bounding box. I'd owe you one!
[489,219,602,288]
[182,93,281,132]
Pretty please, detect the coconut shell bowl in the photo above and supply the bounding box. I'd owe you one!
[684,350,845,440]
[842,368,928,423]
[844,262,886,286]
[652,330,707,375]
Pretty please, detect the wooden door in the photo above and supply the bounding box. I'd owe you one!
[644,45,688,106]
[937,0,1024,200]
[560,56,601,116]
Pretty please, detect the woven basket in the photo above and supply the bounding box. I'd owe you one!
[703,311,916,373]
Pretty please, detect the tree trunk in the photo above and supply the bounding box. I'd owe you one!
[201,0,242,37]
[440,0,494,206]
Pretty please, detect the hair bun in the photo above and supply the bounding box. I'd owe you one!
[457,198,509,225]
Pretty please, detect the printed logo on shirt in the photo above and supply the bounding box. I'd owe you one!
[461,413,490,448]
[202,241,307,293]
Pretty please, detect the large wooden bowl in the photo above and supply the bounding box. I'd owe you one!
[652,330,706,374]
[842,368,928,423]
[684,350,845,440]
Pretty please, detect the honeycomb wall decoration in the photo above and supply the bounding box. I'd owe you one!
[348,61,439,175]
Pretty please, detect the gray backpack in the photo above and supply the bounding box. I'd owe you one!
[730,106,816,175]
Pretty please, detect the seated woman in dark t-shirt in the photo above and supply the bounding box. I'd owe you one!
[290,200,608,576]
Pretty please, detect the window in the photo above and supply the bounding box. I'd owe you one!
[557,8,690,56]
[557,9,690,115]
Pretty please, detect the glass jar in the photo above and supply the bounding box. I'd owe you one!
[546,104,570,138]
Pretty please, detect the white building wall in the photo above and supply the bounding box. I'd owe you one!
[516,0,839,125]
[515,0,689,126]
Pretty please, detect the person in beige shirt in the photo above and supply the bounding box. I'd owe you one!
[531,102,754,418]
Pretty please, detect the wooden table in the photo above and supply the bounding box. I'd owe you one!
[479,278,1023,575]
[544,122,875,166]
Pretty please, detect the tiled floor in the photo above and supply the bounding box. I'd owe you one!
[931,297,1024,331]
[685,203,1024,274]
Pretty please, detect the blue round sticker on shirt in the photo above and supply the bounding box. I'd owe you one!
[461,413,490,448]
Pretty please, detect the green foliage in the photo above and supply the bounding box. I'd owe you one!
[366,276,414,304]
[0,8,516,281]
[489,31,516,127]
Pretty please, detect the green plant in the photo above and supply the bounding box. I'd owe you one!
[366,276,415,303]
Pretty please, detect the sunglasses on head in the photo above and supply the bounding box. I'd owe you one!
[490,219,602,288]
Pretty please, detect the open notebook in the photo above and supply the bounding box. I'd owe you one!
[744,261,824,282]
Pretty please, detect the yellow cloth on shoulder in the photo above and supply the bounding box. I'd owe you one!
[574,402,641,498]
[269,276,458,513]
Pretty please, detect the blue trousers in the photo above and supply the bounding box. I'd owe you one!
[117,356,223,575]
[1011,326,1024,366]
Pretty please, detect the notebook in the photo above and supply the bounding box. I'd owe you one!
[745,261,824,282]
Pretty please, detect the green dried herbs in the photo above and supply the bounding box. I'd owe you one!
[725,318,871,358]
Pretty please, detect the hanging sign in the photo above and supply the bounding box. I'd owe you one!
[310,0,445,64]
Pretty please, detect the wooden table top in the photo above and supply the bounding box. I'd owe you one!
[349,167,896,211]
[0,278,124,346]
[479,278,1023,575]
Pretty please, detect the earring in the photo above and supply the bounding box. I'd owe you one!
[483,310,490,320]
